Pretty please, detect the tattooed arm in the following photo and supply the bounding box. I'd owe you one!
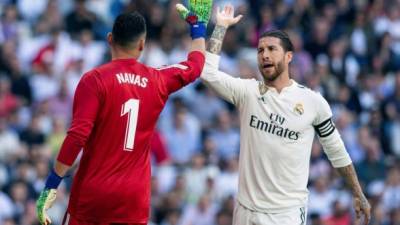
[337,164,371,225]
[207,5,242,54]
[314,93,371,224]
[199,4,246,105]
[208,25,227,54]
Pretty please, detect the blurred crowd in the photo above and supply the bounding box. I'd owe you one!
[0,0,400,225]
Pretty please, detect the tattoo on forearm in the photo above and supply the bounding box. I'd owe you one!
[337,164,370,219]
[337,164,363,195]
[359,194,370,210]
[208,25,227,54]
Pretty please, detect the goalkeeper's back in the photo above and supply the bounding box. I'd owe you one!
[36,6,209,224]
[63,50,204,223]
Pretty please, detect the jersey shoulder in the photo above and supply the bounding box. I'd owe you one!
[78,67,101,84]
[291,83,331,119]
[247,78,260,86]
[293,83,325,102]
[295,83,333,122]
[92,61,117,74]
[94,60,154,77]
[293,83,313,94]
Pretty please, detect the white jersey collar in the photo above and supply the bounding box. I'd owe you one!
[260,79,297,95]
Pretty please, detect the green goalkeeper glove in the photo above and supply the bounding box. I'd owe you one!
[176,0,213,39]
[36,169,63,225]
[36,189,57,225]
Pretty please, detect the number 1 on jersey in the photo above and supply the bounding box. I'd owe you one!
[121,99,139,151]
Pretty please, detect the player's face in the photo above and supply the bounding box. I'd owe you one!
[257,37,291,82]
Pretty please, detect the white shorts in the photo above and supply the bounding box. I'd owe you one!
[233,202,307,225]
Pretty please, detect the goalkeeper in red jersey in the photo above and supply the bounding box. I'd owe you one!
[35,1,213,224]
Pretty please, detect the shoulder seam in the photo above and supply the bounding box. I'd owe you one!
[297,84,305,88]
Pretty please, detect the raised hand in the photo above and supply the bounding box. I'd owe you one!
[215,4,243,28]
[207,4,242,54]
[176,0,213,25]
[176,0,213,40]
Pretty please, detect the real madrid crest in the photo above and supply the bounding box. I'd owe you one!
[294,103,304,115]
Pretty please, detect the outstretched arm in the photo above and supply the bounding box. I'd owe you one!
[176,0,213,54]
[156,0,213,95]
[208,5,242,54]
[208,25,227,54]
[200,5,247,105]
[191,38,206,54]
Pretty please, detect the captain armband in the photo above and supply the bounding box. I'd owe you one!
[314,118,335,138]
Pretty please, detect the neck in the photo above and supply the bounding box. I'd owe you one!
[111,46,141,60]
[264,72,292,92]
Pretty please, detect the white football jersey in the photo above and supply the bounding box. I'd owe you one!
[201,52,352,213]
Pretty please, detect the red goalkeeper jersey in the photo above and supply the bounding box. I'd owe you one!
[56,51,205,223]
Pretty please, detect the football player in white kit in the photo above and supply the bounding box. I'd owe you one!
[201,4,371,225]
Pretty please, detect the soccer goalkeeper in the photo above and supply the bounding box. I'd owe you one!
[201,4,371,225]
[36,1,212,224]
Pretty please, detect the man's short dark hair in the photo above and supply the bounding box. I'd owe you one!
[260,30,294,52]
[112,12,146,47]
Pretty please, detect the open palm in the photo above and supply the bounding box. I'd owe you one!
[216,4,243,28]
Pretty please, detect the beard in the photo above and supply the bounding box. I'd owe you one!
[260,59,285,82]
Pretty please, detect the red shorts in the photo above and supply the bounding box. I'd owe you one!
[62,213,147,225]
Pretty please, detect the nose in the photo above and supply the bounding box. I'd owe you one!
[262,50,271,60]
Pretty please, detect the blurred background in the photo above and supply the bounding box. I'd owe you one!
[0,0,400,224]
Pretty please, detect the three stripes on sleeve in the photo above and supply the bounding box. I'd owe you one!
[314,118,335,138]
